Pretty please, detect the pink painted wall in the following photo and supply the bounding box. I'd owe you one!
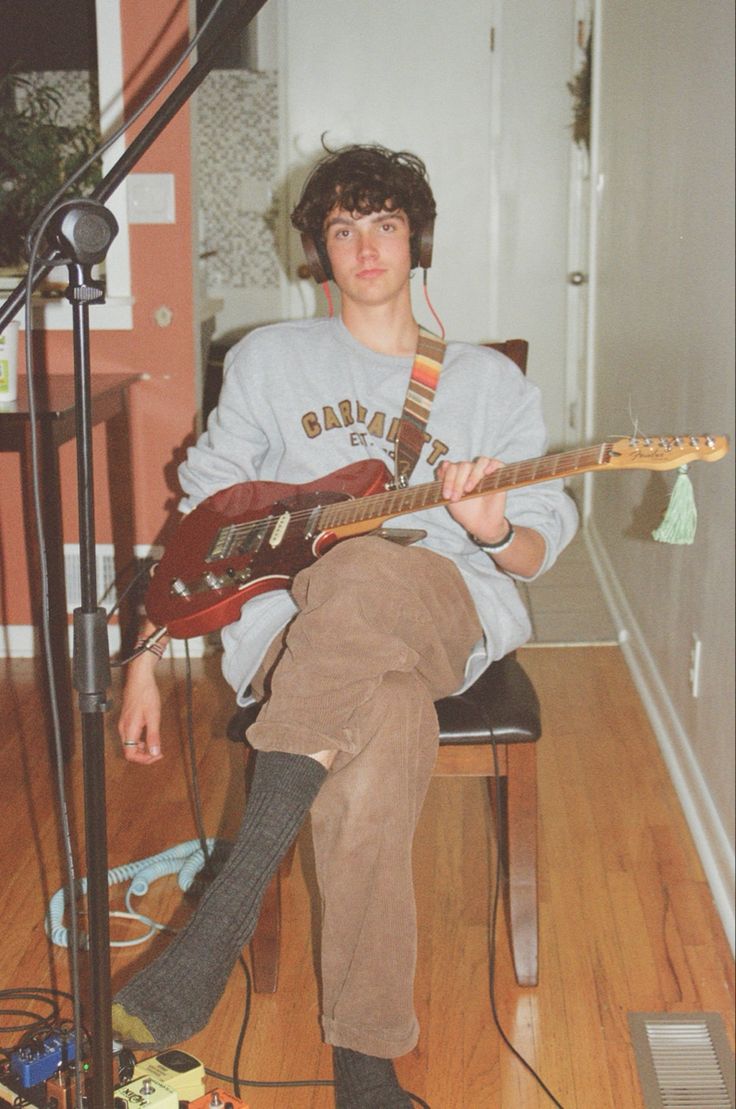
[1,0,196,629]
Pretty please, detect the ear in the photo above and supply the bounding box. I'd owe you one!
[300,233,332,284]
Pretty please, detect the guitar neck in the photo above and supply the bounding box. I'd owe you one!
[320,442,611,535]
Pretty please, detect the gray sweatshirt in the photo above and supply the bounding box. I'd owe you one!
[178,316,579,701]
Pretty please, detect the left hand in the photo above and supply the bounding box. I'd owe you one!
[437,456,508,544]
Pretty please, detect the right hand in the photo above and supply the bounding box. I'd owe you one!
[117,652,164,764]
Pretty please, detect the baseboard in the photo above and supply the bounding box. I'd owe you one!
[0,624,206,659]
[585,521,735,955]
[1,543,206,659]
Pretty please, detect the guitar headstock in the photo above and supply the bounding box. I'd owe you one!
[606,434,729,471]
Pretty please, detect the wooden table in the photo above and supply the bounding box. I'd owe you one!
[0,372,140,755]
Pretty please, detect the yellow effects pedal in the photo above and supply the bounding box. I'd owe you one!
[114,1075,178,1109]
[133,1050,205,1103]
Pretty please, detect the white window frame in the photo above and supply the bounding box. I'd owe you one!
[20,0,133,330]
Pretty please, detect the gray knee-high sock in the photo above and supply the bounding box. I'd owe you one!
[112,750,327,1048]
[333,1047,413,1108]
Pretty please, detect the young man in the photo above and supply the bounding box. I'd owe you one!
[113,144,578,1106]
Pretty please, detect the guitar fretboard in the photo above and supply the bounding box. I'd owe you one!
[319,442,612,530]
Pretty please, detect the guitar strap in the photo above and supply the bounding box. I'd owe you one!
[393,327,447,488]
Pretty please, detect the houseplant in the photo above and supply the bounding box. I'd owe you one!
[0,70,101,274]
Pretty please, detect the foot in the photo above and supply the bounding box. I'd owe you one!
[111,1003,168,1050]
[111,751,327,1048]
[333,1047,413,1108]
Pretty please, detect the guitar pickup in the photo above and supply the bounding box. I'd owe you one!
[269,511,291,548]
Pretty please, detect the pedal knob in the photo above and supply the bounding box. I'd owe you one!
[209,1095,224,1109]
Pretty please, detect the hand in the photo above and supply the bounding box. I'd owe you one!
[117,653,164,764]
[437,457,508,544]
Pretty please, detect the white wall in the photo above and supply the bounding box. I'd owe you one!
[279,0,580,446]
[588,0,735,945]
[279,0,496,345]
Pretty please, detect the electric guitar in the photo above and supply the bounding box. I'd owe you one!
[145,434,728,638]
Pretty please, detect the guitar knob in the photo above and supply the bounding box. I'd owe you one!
[170,578,191,597]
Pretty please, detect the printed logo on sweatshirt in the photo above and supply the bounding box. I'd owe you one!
[300,399,450,467]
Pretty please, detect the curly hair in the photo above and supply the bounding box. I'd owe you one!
[290,143,437,275]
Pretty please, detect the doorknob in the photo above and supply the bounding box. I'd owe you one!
[568,271,587,285]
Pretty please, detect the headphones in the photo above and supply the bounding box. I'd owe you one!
[299,220,435,284]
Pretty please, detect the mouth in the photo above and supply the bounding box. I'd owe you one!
[356,267,387,279]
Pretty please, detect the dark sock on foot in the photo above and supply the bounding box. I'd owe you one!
[112,750,327,1047]
[333,1047,412,1108]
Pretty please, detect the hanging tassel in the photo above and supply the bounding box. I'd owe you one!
[652,465,698,544]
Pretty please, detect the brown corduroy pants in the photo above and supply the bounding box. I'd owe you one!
[247,536,482,1058]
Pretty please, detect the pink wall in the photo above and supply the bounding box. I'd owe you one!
[1,0,197,629]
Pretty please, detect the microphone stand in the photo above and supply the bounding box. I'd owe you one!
[0,2,269,1105]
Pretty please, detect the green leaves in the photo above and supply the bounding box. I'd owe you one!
[0,72,101,265]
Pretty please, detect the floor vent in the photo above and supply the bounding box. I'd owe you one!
[629,1012,735,1109]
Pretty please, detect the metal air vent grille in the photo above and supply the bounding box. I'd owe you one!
[629,1012,735,1109]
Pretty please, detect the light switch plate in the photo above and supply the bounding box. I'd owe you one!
[128,173,176,224]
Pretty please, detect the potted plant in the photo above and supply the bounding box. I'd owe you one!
[0,70,101,285]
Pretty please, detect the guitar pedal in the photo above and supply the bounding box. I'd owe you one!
[113,1075,178,1109]
[186,1089,250,1109]
[45,1069,77,1109]
[133,1050,205,1103]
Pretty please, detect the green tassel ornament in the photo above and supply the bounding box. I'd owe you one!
[652,465,698,544]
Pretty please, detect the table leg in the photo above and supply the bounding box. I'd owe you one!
[20,425,76,760]
[105,399,137,657]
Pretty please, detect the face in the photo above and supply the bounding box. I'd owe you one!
[322,206,413,309]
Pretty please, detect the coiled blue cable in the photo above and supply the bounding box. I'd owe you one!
[46,838,222,949]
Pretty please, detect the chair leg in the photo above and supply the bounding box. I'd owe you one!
[493,742,538,987]
[248,842,297,993]
[250,870,281,993]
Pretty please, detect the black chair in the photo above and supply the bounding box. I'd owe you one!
[227,339,542,991]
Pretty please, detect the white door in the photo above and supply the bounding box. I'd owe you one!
[490,0,588,449]
[564,0,594,449]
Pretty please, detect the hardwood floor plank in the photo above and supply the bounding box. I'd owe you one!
[0,648,732,1109]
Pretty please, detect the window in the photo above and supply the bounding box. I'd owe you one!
[6,0,132,329]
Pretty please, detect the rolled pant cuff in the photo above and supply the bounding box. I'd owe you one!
[322,1015,419,1060]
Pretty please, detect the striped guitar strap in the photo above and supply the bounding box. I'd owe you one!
[394,327,447,488]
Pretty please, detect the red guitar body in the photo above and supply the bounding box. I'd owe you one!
[145,459,392,638]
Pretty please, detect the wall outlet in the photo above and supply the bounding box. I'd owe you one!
[689,634,703,698]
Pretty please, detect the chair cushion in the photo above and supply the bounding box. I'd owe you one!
[227,655,540,750]
[436,655,540,746]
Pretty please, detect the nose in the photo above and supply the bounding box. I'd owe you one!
[357,228,378,259]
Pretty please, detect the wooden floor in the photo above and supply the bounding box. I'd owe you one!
[0,646,732,1108]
